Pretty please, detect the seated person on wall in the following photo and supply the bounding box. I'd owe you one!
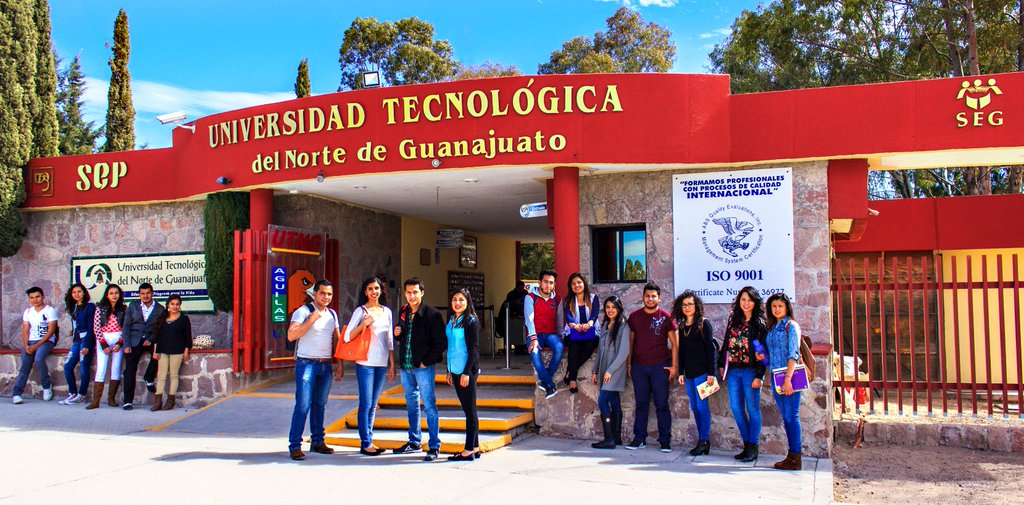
[12,287,59,404]
[525,269,564,399]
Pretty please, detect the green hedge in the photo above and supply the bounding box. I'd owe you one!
[204,191,249,312]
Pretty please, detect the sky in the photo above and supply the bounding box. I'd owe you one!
[50,0,761,149]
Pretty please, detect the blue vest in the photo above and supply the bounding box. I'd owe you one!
[446,316,469,374]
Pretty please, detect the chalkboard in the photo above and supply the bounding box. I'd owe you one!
[448,270,485,307]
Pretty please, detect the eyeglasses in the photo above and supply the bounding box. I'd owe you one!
[681,303,695,308]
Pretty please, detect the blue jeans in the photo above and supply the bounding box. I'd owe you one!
[684,375,712,441]
[631,361,672,445]
[597,389,621,418]
[772,388,802,454]
[355,364,388,449]
[400,366,440,451]
[288,358,333,451]
[14,340,55,396]
[529,333,563,389]
[726,367,762,444]
[63,338,94,396]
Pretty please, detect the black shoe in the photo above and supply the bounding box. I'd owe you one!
[423,449,439,462]
[740,444,759,463]
[474,451,481,459]
[544,386,557,399]
[660,441,672,453]
[735,442,751,460]
[625,439,646,450]
[393,442,420,454]
[359,447,385,456]
[447,452,475,462]
[122,403,133,411]
[592,417,616,449]
[310,443,335,455]
[146,382,156,393]
[612,410,623,446]
[562,376,571,386]
[689,440,711,456]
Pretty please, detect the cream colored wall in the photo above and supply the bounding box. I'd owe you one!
[940,249,1024,384]
[399,216,517,349]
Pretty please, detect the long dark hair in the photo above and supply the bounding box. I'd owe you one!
[153,294,183,337]
[357,277,388,307]
[562,272,593,314]
[671,290,705,330]
[765,292,794,328]
[601,296,625,344]
[448,288,479,329]
[729,285,764,328]
[64,283,91,314]
[97,284,126,320]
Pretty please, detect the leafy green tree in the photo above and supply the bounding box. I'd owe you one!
[338,16,456,90]
[204,192,250,312]
[520,243,553,281]
[711,0,1024,196]
[0,0,36,256]
[56,53,103,155]
[103,8,134,152]
[294,58,311,98]
[453,61,521,80]
[539,7,675,74]
[31,0,57,158]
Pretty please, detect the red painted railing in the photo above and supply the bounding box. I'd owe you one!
[233,229,268,374]
[832,252,1023,418]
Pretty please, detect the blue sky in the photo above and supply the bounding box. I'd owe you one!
[50,0,760,149]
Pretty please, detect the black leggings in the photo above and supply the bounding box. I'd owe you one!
[453,373,479,451]
[565,338,597,383]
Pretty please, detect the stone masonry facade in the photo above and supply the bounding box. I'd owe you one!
[535,162,834,458]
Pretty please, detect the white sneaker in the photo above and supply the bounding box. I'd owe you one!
[43,388,53,401]
[68,395,86,405]
[58,394,80,405]
[12,395,24,404]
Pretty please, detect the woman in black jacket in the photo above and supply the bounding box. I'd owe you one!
[718,286,767,463]
[445,288,481,461]
[672,290,717,456]
[151,295,192,411]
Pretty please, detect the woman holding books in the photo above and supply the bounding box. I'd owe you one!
[672,290,717,456]
[763,292,803,470]
[718,286,767,463]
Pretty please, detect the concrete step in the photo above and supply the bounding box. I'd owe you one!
[345,407,533,432]
[376,385,536,410]
[432,373,535,386]
[323,428,512,454]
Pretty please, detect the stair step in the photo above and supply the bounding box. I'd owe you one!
[324,429,512,454]
[344,408,533,432]
[377,385,535,410]
[433,374,535,386]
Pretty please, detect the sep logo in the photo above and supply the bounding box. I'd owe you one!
[956,78,1004,128]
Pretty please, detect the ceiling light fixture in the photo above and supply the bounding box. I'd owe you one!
[316,170,326,183]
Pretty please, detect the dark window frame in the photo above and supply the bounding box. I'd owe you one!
[591,224,648,284]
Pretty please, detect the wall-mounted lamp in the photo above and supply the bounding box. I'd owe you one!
[431,159,441,168]
[316,170,326,183]
[216,176,231,185]
[156,111,196,133]
[362,71,381,88]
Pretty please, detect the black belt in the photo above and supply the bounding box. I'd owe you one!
[297,357,333,363]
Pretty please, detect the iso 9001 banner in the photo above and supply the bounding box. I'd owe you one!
[672,167,795,304]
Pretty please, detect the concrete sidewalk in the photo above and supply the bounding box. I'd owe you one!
[0,395,833,504]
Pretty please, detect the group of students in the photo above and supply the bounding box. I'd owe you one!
[12,282,193,412]
[525,270,805,471]
[285,276,480,462]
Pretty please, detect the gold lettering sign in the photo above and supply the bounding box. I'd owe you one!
[956,78,1004,128]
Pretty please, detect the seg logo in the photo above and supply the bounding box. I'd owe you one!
[956,78,1004,128]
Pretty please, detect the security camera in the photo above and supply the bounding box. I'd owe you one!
[216,176,231,185]
[156,111,187,124]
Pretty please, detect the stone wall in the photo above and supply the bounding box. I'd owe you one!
[536,162,834,458]
[0,351,285,407]
[0,201,232,350]
[274,194,402,314]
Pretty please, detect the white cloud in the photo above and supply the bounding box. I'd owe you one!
[699,27,732,39]
[595,0,679,8]
[82,77,294,122]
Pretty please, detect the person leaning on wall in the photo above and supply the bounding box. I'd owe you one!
[150,294,192,411]
[672,290,717,457]
[719,286,768,463]
[590,296,629,449]
[561,273,600,395]
[762,293,804,470]
[59,283,96,405]
[12,287,59,405]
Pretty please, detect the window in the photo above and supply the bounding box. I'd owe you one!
[592,225,647,283]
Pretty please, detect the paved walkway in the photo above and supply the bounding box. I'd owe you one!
[0,386,833,504]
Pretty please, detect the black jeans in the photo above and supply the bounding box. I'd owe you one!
[565,338,597,383]
[122,343,158,403]
[453,373,479,452]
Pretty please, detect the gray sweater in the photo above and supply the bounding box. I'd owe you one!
[594,319,631,392]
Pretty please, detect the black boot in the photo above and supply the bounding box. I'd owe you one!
[734,442,751,460]
[591,417,616,449]
[612,409,623,446]
[740,443,759,463]
[688,439,710,456]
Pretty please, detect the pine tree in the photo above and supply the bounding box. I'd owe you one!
[103,8,134,152]
[294,58,311,98]
[0,0,36,257]
[31,0,58,158]
[56,53,103,155]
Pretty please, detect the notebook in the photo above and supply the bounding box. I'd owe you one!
[772,364,810,394]
[696,377,720,400]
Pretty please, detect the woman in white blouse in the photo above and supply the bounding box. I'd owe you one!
[345,277,395,456]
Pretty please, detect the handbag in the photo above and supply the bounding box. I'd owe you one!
[334,307,372,362]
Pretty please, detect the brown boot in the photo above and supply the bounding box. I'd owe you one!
[161,395,175,410]
[107,380,121,407]
[151,394,163,411]
[773,452,802,470]
[86,382,104,410]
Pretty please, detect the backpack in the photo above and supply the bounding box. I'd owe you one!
[784,320,817,379]
[285,303,338,352]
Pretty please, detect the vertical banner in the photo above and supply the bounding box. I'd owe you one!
[672,167,795,304]
[265,225,326,369]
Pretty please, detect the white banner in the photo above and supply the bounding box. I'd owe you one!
[672,167,795,304]
[70,252,213,312]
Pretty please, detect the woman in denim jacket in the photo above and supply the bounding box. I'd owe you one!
[762,293,803,470]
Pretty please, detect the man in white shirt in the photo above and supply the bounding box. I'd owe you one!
[286,280,344,461]
[13,287,59,404]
